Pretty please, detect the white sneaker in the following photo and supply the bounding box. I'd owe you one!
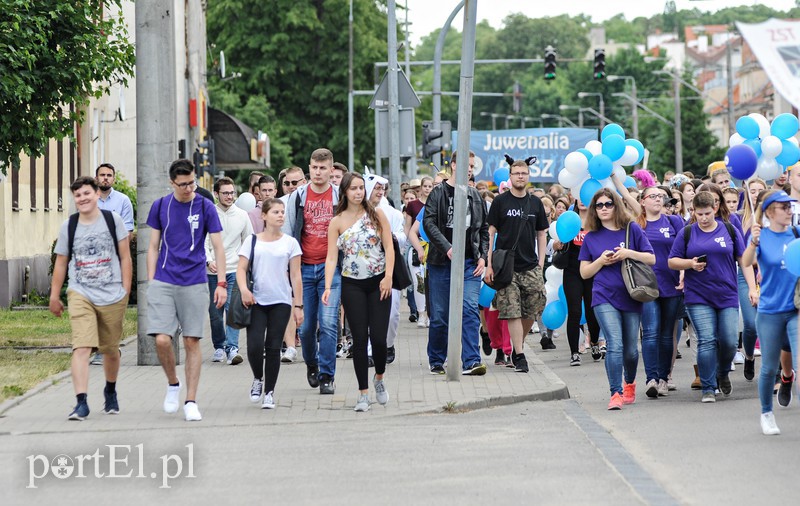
[163,383,181,413]
[262,391,275,409]
[374,375,389,406]
[533,321,540,334]
[657,379,669,397]
[754,347,762,357]
[760,411,780,435]
[730,361,736,372]
[281,346,297,363]
[733,351,745,364]
[417,319,426,328]
[183,401,202,421]
[250,378,263,403]
[227,348,243,365]
[212,349,225,362]
[354,394,370,412]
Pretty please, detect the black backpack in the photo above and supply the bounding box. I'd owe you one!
[682,220,736,259]
[67,210,120,261]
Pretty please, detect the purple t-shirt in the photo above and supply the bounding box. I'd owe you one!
[668,221,744,309]
[643,215,684,298]
[729,213,743,238]
[578,222,654,313]
[147,193,222,286]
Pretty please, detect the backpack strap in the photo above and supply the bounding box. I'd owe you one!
[68,211,120,261]
[101,210,121,260]
[792,226,800,239]
[682,223,692,258]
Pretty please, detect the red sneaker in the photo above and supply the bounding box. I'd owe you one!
[608,392,623,410]
[623,382,636,405]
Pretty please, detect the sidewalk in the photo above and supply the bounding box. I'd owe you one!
[0,309,568,434]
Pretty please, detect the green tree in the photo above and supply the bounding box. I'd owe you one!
[0,1,135,173]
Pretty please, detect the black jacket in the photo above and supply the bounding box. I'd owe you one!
[423,183,489,266]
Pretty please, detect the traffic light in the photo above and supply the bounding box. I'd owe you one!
[196,138,216,175]
[421,121,443,158]
[593,49,606,80]
[544,46,556,80]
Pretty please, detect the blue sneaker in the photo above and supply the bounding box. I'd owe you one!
[68,402,90,421]
[103,390,119,414]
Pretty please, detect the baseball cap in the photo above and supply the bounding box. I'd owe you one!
[761,190,797,211]
[408,178,422,188]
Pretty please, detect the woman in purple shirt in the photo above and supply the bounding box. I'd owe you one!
[637,186,685,398]
[668,192,756,403]
[579,189,655,411]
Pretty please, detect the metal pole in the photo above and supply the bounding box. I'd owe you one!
[599,95,606,130]
[447,0,477,382]
[348,0,354,172]
[579,110,584,128]
[136,0,178,365]
[433,1,465,169]
[491,114,497,130]
[674,75,683,174]
[404,0,416,176]
[631,80,638,139]
[726,35,735,139]
[387,0,401,206]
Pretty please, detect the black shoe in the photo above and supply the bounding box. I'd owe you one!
[430,364,445,375]
[515,354,529,373]
[718,374,732,396]
[480,329,492,356]
[386,346,396,364]
[103,390,119,415]
[367,356,375,368]
[409,312,418,323]
[68,401,90,421]
[540,337,556,350]
[676,350,682,359]
[319,375,335,395]
[778,371,794,407]
[744,358,755,381]
[494,349,506,366]
[505,356,514,368]
[590,344,601,362]
[307,364,320,388]
[346,347,354,359]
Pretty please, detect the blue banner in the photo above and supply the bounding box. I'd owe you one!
[452,128,598,183]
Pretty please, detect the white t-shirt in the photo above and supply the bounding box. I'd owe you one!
[238,234,301,306]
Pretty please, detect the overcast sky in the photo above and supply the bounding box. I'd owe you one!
[401,0,796,45]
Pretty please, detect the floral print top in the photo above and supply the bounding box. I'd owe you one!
[337,213,386,279]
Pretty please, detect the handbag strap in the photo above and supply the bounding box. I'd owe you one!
[625,222,631,249]
[247,234,256,287]
[508,196,533,252]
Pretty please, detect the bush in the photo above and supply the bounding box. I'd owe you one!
[114,173,137,225]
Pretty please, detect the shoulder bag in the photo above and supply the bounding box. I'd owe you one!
[227,234,256,329]
[621,223,659,303]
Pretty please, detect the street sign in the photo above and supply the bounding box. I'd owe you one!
[378,109,416,158]
[369,69,421,109]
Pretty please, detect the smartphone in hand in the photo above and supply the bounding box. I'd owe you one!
[697,254,708,264]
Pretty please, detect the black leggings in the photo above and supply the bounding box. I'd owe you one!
[247,303,291,393]
[341,275,391,391]
[563,268,601,354]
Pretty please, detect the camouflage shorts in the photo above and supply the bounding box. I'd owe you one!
[496,266,546,321]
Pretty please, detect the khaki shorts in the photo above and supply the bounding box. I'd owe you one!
[67,291,128,354]
[496,266,546,321]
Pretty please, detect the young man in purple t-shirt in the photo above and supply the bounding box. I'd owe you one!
[146,159,227,422]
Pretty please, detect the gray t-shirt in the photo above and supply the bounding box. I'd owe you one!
[54,212,128,305]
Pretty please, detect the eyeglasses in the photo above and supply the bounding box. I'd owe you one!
[173,181,196,189]
[594,201,615,210]
[772,202,793,212]
[510,172,529,177]
[644,194,662,200]
[218,191,236,197]
[283,179,303,187]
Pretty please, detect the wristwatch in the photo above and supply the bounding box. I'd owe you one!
[217,281,228,288]
[294,304,304,309]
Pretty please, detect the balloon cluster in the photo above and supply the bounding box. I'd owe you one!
[557,124,644,205]
[727,113,800,181]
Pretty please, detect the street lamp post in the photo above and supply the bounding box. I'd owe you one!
[577,92,605,129]
[541,113,578,128]
[559,104,584,128]
[611,91,681,173]
[607,75,637,138]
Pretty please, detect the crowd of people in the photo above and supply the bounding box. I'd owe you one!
[49,150,800,435]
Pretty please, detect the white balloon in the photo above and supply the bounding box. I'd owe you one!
[545,265,563,285]
[749,113,771,139]
[729,133,745,146]
[757,157,783,180]
[545,287,560,305]
[613,165,626,180]
[602,177,616,190]
[585,140,603,156]
[761,136,782,158]
[548,221,560,242]
[788,137,799,148]
[558,168,584,189]
[235,192,257,211]
[619,145,639,166]
[565,151,590,175]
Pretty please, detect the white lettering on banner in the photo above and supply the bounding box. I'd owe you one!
[737,19,800,110]
[481,132,570,151]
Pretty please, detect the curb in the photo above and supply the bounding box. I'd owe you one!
[0,335,138,417]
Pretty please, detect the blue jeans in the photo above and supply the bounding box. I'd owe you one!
[427,260,481,369]
[737,269,758,357]
[407,285,418,314]
[755,311,798,413]
[300,263,341,379]
[686,304,738,394]
[594,303,641,396]
[208,273,238,351]
[641,296,682,383]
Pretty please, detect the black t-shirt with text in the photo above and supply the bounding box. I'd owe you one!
[442,183,474,259]
[487,191,549,272]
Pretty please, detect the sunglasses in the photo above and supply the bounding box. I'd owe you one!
[283,179,303,187]
[594,201,615,210]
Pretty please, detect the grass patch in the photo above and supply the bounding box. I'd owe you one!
[0,307,137,347]
[0,349,72,402]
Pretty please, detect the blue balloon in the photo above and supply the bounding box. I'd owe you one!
[743,138,762,159]
[771,113,799,140]
[785,239,800,277]
[493,167,510,187]
[576,148,594,162]
[776,139,800,167]
[555,210,582,243]
[623,176,637,188]
[579,178,603,206]
[736,116,760,140]
[601,134,626,161]
[580,301,587,325]
[625,139,645,164]
[724,144,758,180]
[601,124,625,141]
[542,301,567,329]
[588,154,613,180]
[415,208,429,242]
[479,283,496,307]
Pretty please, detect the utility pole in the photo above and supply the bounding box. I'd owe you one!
[726,33,735,139]
[348,0,354,172]
[387,0,401,206]
[135,0,178,365]
[433,1,466,170]
[447,0,477,382]
[404,0,416,177]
